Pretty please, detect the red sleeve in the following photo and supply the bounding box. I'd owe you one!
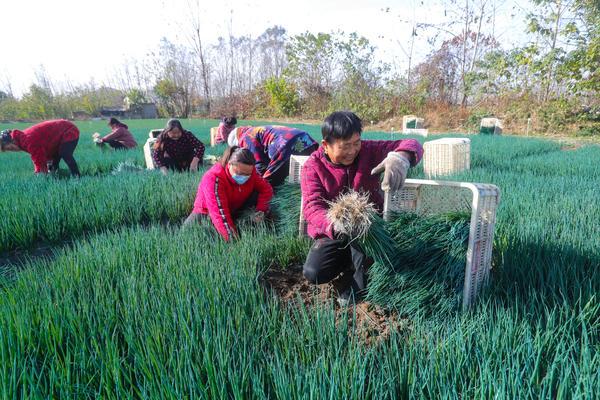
[300,160,334,239]
[252,172,274,212]
[392,139,423,165]
[202,173,237,241]
[367,139,424,167]
[101,127,123,142]
[29,146,48,173]
[216,123,226,143]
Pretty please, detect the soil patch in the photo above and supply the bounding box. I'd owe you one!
[560,142,584,151]
[260,264,408,345]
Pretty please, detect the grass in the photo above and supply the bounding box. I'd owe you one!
[0,119,599,397]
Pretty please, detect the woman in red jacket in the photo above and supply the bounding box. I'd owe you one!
[0,119,81,176]
[184,146,273,241]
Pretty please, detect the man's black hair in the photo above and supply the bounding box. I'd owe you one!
[321,111,362,143]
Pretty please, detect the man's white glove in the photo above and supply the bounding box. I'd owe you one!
[370,152,411,191]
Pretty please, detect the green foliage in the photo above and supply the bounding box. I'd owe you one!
[154,78,185,117]
[264,77,299,117]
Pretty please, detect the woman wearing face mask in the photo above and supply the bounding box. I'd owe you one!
[184,146,273,241]
[152,119,205,175]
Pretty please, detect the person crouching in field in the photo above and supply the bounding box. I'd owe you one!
[93,117,137,150]
[214,116,237,145]
[301,111,424,305]
[184,146,273,242]
[152,119,205,175]
[227,125,318,186]
[0,119,81,177]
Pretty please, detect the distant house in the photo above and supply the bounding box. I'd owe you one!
[100,103,158,119]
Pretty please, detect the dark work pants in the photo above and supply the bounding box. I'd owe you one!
[106,140,127,150]
[162,156,194,172]
[50,139,80,177]
[266,143,319,187]
[303,237,372,295]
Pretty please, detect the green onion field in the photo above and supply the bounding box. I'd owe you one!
[0,119,598,398]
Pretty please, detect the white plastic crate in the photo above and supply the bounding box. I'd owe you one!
[423,138,471,178]
[143,138,158,169]
[289,155,311,235]
[402,128,429,137]
[143,130,162,169]
[288,155,310,184]
[402,115,424,131]
[383,179,500,309]
[210,127,219,146]
[480,118,503,135]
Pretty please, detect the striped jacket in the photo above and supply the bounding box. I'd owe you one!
[192,163,273,241]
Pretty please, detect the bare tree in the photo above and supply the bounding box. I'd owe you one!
[186,0,212,113]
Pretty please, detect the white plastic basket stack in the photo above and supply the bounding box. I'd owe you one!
[210,127,219,146]
[383,180,500,309]
[143,129,162,169]
[423,138,471,178]
[402,115,428,136]
[480,118,503,135]
[289,155,311,235]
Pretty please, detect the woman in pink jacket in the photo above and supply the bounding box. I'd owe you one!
[184,146,273,241]
[300,111,424,305]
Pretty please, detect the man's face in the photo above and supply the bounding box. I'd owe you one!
[322,133,361,166]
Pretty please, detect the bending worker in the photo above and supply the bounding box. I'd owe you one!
[0,119,81,177]
[184,146,273,241]
[93,117,137,149]
[300,111,423,305]
[228,125,318,186]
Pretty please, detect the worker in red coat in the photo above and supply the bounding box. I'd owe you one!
[1,119,81,176]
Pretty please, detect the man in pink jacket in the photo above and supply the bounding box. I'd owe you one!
[300,111,424,305]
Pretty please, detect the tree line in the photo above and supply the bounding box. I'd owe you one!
[0,0,597,136]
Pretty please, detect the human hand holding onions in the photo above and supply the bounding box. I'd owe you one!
[300,111,424,305]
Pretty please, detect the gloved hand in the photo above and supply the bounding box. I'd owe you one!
[370,152,411,191]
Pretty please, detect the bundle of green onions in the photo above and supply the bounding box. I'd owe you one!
[326,191,398,268]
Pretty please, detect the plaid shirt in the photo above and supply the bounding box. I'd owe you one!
[152,130,205,168]
[237,125,317,178]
